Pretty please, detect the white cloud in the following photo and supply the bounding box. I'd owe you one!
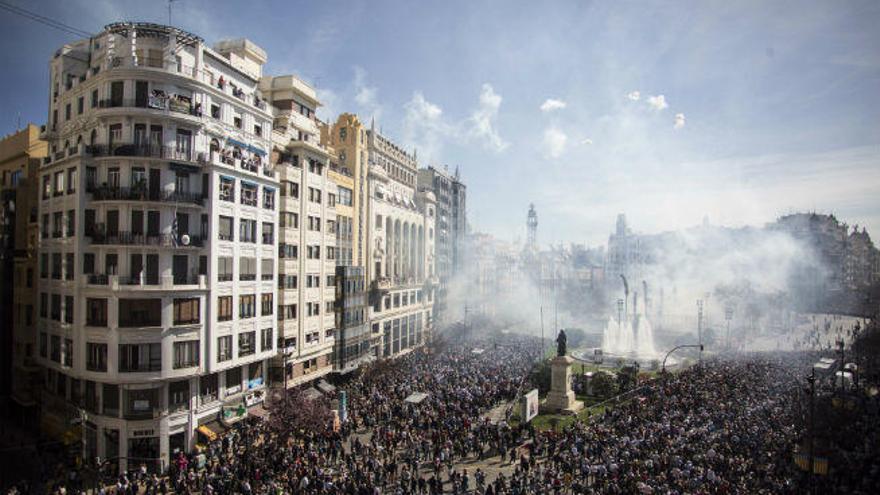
[647,94,669,111]
[581,138,594,145]
[542,127,568,158]
[540,98,567,112]
[467,83,508,152]
[674,113,686,130]
[353,66,382,121]
[402,92,453,163]
[315,88,339,122]
[626,91,641,101]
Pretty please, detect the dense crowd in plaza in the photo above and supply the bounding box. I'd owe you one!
[7,328,880,494]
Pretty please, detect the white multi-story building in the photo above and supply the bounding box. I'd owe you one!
[259,75,338,386]
[37,22,277,472]
[363,124,436,357]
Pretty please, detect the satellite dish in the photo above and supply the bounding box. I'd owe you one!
[181,234,191,246]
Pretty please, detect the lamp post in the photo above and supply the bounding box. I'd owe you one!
[696,299,704,364]
[725,305,734,351]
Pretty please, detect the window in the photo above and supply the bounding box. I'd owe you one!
[239,257,256,281]
[77,96,84,115]
[211,104,220,119]
[306,274,320,288]
[261,293,273,316]
[119,343,161,372]
[241,182,257,206]
[262,222,274,244]
[173,298,200,325]
[40,333,47,357]
[239,219,256,242]
[279,243,298,259]
[254,124,262,136]
[308,216,321,232]
[328,193,336,207]
[118,299,162,327]
[91,89,98,108]
[65,103,71,120]
[218,215,234,240]
[41,213,48,238]
[42,175,50,199]
[218,256,233,281]
[50,335,60,362]
[280,304,297,320]
[238,332,255,357]
[168,380,190,411]
[281,181,299,198]
[217,296,233,321]
[217,336,232,361]
[239,295,256,318]
[51,294,61,320]
[261,327,273,352]
[327,247,336,260]
[263,187,275,209]
[173,340,200,369]
[307,245,321,259]
[62,339,73,367]
[40,254,48,278]
[67,168,77,193]
[66,210,75,237]
[86,343,107,372]
[52,212,63,238]
[65,252,75,280]
[200,373,218,402]
[279,275,297,289]
[234,116,242,129]
[261,258,274,280]
[86,298,107,326]
[219,176,234,202]
[309,187,322,203]
[64,295,74,323]
[308,159,323,175]
[280,212,298,229]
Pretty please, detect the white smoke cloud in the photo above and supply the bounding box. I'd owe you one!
[673,113,686,130]
[626,90,641,101]
[542,127,568,158]
[540,98,568,112]
[467,83,509,152]
[647,94,668,111]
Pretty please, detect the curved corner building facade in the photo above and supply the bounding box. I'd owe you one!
[37,23,278,471]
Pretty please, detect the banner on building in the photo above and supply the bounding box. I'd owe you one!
[521,389,540,423]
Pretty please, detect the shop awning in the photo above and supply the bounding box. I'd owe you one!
[247,144,266,156]
[196,425,218,442]
[316,379,336,394]
[404,392,429,404]
[226,138,248,149]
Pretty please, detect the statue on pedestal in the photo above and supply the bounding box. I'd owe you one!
[556,329,567,357]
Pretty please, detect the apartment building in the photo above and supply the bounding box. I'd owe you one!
[0,124,47,422]
[417,165,466,326]
[260,75,336,386]
[37,22,277,472]
[363,123,437,358]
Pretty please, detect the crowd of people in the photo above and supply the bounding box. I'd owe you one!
[6,325,880,494]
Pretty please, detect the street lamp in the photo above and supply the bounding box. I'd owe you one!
[696,299,704,364]
[725,305,734,351]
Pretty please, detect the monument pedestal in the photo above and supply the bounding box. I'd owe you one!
[542,355,584,414]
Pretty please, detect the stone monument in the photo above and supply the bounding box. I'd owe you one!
[543,330,584,414]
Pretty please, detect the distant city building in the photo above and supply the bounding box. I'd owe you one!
[0,124,47,419]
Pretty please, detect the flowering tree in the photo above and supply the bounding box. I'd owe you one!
[267,387,335,435]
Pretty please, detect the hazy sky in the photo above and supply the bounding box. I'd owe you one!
[2,0,878,246]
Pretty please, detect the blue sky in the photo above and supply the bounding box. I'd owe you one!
[2,0,878,246]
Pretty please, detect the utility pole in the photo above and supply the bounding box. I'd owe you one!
[697,299,704,365]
